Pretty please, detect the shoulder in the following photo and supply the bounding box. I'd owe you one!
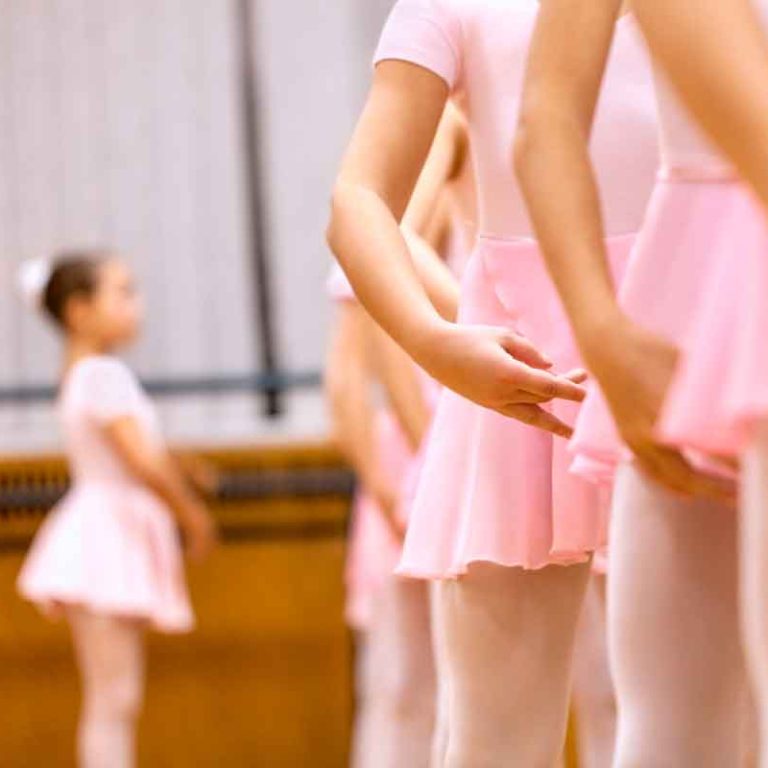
[76,356,137,384]
[70,356,142,401]
[375,0,464,90]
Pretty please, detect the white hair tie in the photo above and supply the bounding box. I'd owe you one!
[17,258,53,310]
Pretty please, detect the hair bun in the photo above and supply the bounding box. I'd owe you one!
[17,258,53,310]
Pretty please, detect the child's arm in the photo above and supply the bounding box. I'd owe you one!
[103,418,218,560]
[403,227,460,323]
[514,0,732,501]
[325,302,405,539]
[328,60,585,437]
[368,317,432,452]
[171,451,220,496]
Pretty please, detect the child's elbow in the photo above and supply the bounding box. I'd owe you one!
[513,109,544,181]
[326,182,350,252]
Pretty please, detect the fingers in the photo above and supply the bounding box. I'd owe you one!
[499,331,553,369]
[563,368,589,384]
[508,391,554,405]
[500,403,574,438]
[511,365,587,403]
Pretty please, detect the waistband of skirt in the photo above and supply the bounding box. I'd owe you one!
[658,165,739,183]
[476,231,637,248]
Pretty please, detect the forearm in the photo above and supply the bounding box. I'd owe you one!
[403,227,460,322]
[515,118,621,354]
[127,449,202,523]
[326,367,386,492]
[371,322,432,450]
[327,183,445,362]
[632,0,768,206]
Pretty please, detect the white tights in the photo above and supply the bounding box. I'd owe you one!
[352,577,436,768]
[433,561,591,767]
[571,573,616,768]
[431,580,451,767]
[67,609,145,768]
[610,464,747,767]
[740,420,768,766]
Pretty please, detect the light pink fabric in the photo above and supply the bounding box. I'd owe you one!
[18,356,193,633]
[398,236,634,576]
[376,0,657,576]
[375,0,658,240]
[326,263,356,303]
[345,412,414,630]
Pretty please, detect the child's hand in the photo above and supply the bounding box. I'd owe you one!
[175,453,220,496]
[180,503,219,562]
[583,314,735,503]
[414,322,586,438]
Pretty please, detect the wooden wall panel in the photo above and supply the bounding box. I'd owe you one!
[0,444,353,767]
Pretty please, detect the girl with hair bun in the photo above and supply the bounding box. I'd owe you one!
[17,251,217,768]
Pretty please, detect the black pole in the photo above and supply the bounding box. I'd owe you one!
[236,0,281,417]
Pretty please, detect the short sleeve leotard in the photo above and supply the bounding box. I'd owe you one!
[375,0,658,240]
[18,356,194,632]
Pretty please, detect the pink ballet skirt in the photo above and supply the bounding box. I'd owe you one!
[17,356,194,633]
[19,484,193,633]
[398,235,633,578]
[571,175,768,480]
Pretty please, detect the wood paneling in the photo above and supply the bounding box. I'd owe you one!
[0,441,353,767]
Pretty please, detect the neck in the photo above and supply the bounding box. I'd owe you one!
[63,337,112,372]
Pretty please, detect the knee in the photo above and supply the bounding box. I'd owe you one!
[572,678,617,730]
[379,667,436,723]
[86,673,143,722]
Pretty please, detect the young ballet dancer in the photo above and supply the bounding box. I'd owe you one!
[327,103,477,768]
[16,252,217,768]
[515,0,763,763]
[326,261,437,768]
[327,1,659,763]
[519,3,768,762]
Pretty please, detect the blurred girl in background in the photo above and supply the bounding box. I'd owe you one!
[17,252,217,768]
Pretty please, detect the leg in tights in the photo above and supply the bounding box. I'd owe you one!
[436,561,592,768]
[67,609,145,768]
[350,633,372,768]
[740,419,768,767]
[610,463,747,767]
[430,581,450,768]
[571,572,616,768]
[354,576,436,768]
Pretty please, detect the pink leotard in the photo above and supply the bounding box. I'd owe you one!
[375,0,660,574]
[375,0,658,239]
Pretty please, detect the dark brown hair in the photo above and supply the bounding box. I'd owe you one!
[43,251,107,328]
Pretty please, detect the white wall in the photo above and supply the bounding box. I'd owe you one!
[253,0,393,372]
[0,0,394,447]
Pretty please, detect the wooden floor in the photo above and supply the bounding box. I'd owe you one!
[0,445,353,767]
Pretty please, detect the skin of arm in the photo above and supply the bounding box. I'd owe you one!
[103,417,217,560]
[325,302,406,538]
[631,0,768,209]
[328,60,587,437]
[404,228,460,321]
[368,318,432,451]
[400,104,469,322]
[514,0,733,499]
